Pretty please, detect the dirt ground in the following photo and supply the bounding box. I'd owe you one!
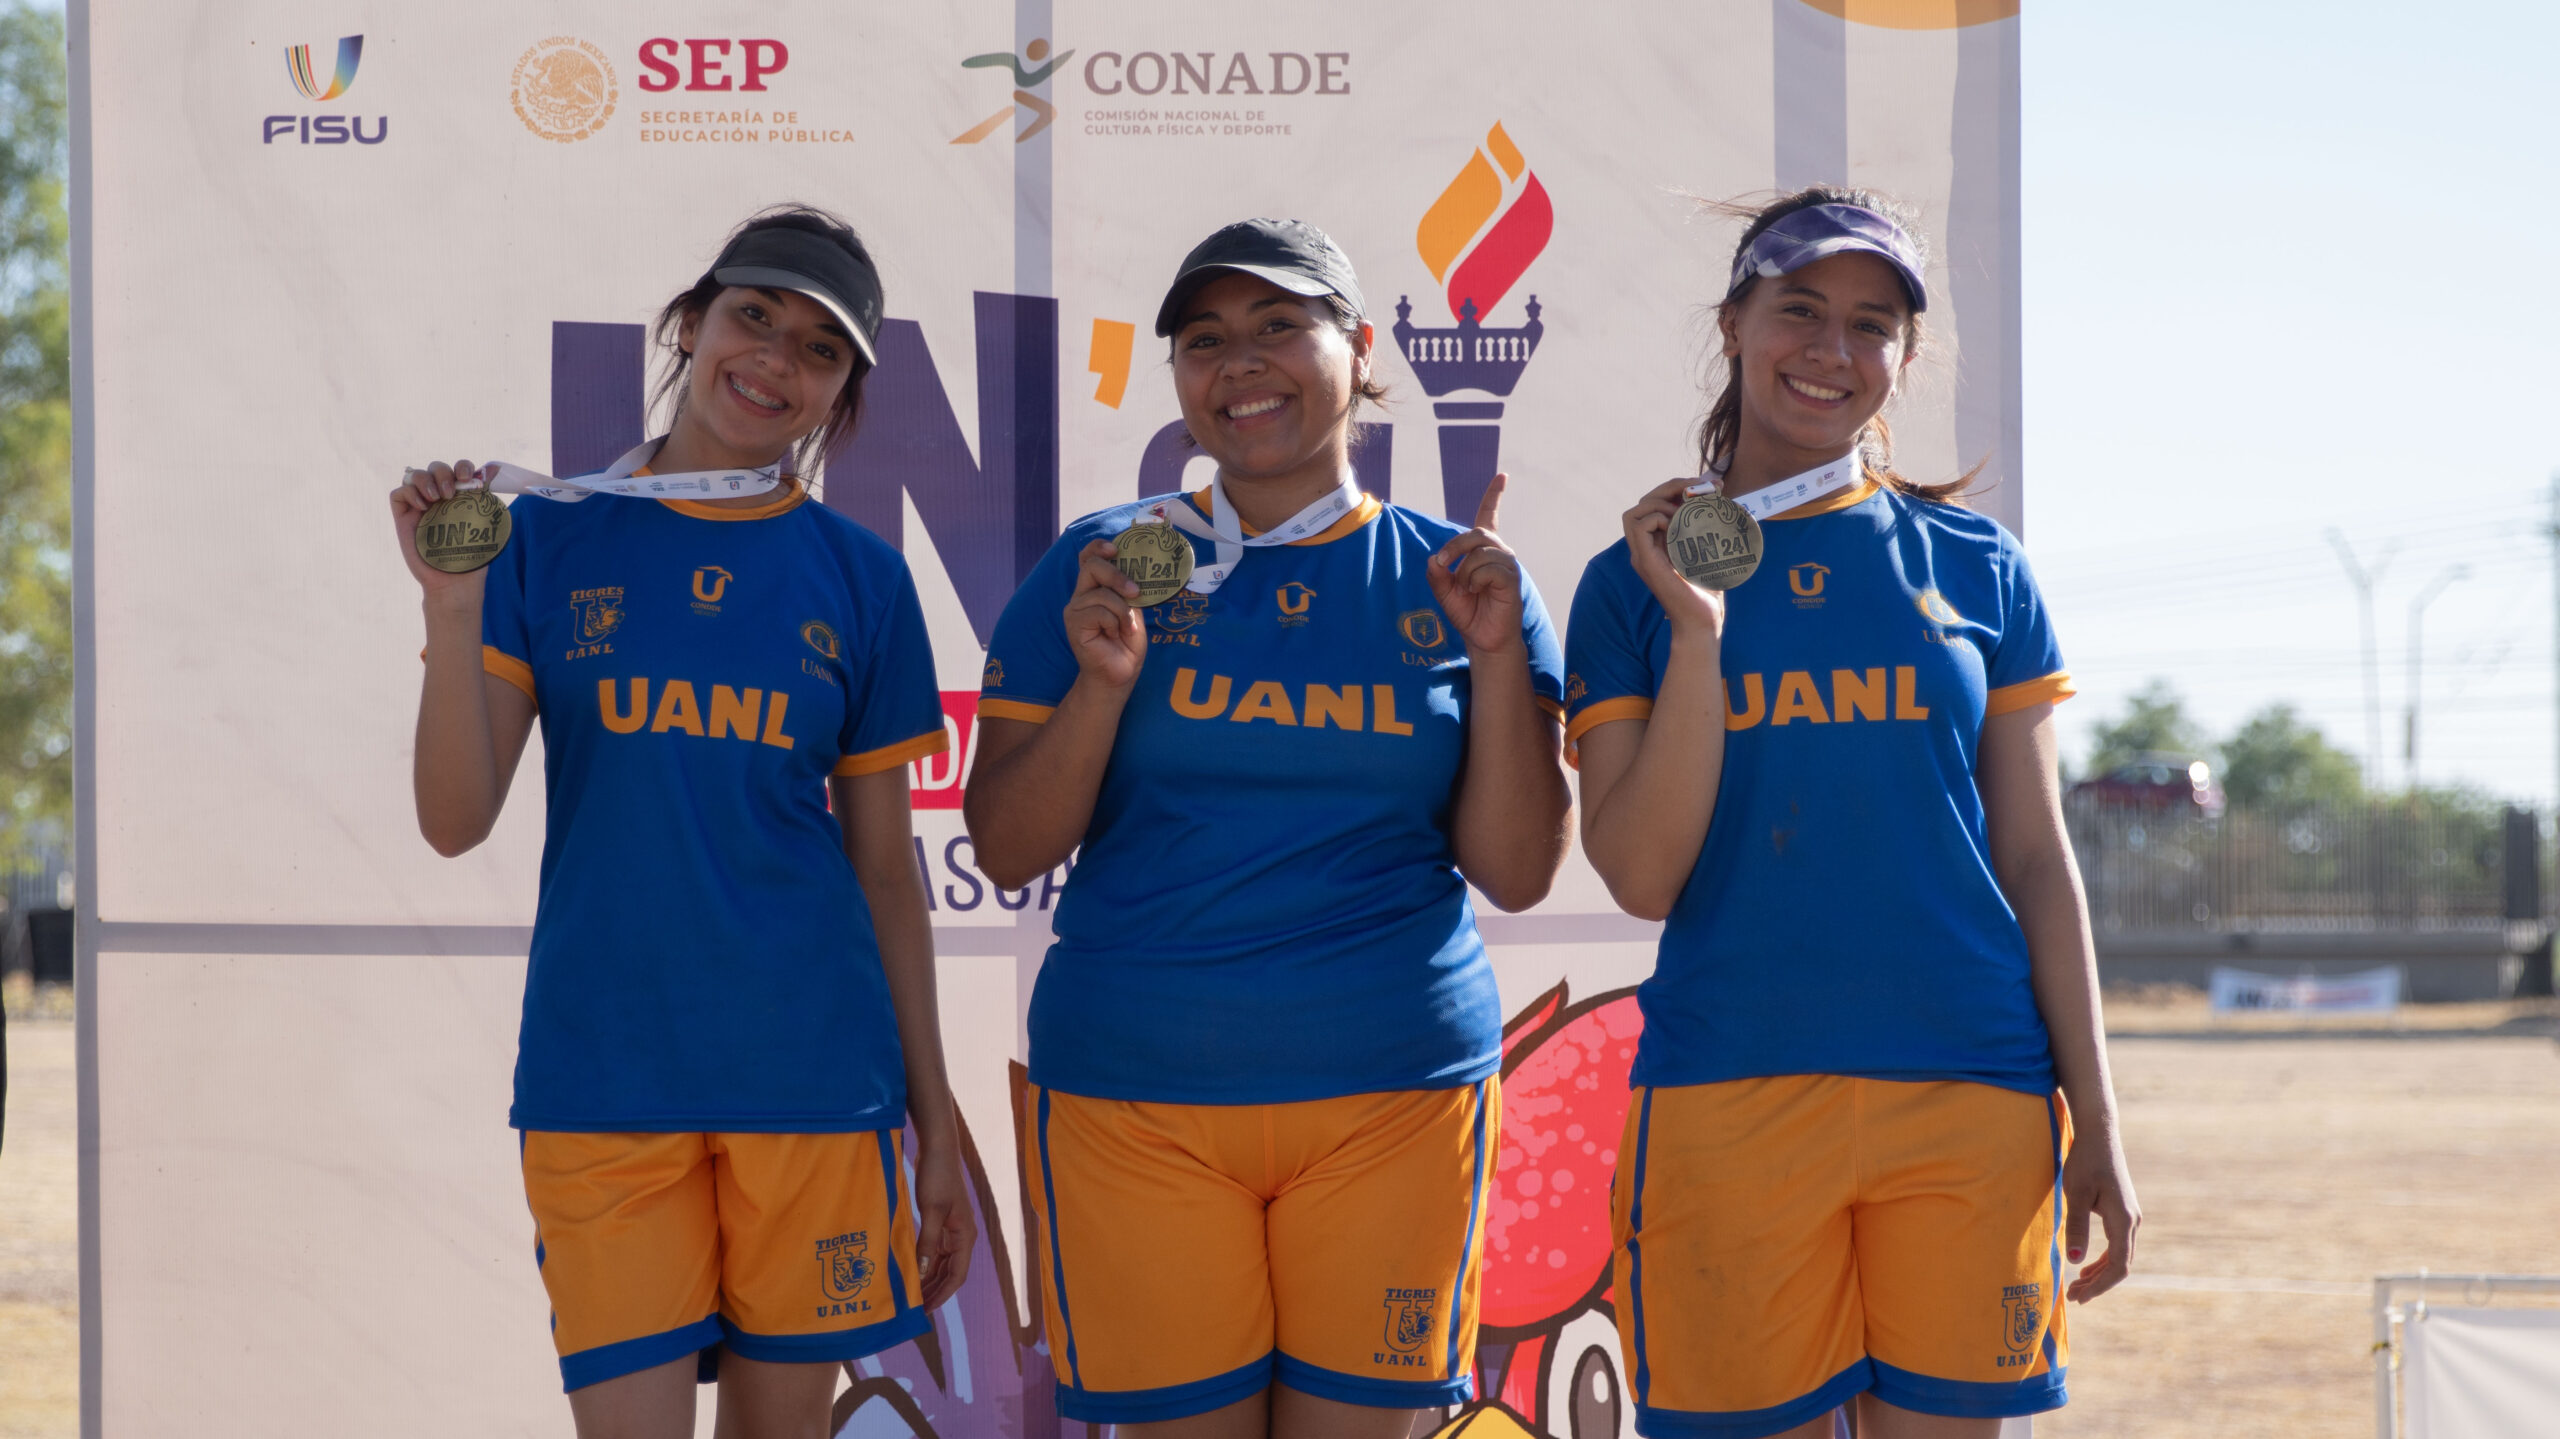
[2,991,2555,1438]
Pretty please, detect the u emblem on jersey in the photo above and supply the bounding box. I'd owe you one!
[1789,563,1830,610]
[692,566,732,604]
[1276,582,1317,627]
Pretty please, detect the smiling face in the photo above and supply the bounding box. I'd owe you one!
[1171,271,1370,487]
[1720,250,1914,469]
[672,286,858,466]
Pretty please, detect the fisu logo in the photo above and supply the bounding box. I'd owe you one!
[264,34,389,145]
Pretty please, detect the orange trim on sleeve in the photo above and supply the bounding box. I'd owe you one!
[1563,696,1656,748]
[976,697,1058,725]
[482,646,536,701]
[1985,671,2077,716]
[833,729,949,777]
[1536,696,1566,721]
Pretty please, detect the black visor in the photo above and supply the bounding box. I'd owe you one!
[710,227,885,365]
[1155,218,1366,337]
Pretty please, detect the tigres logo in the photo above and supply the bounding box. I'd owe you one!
[1153,591,1213,634]
[1381,1289,1436,1354]
[817,1232,875,1302]
[571,588,625,644]
[2000,1283,2042,1355]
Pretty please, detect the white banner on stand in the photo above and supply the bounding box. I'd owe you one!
[71,2,2021,1434]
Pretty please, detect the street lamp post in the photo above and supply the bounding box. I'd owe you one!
[2405,563,2470,790]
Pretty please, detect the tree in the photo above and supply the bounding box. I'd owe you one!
[0,3,67,866]
[2218,703,2364,811]
[2083,679,2206,780]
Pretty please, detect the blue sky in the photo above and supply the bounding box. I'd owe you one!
[2022,2,2560,799]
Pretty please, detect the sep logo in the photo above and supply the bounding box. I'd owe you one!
[1377,1287,1437,1365]
[263,35,389,146]
[816,1230,875,1306]
[1998,1283,2043,1361]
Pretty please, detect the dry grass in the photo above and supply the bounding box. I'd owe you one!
[1,993,2554,1437]
[2046,992,2560,1437]
[1,1012,74,1439]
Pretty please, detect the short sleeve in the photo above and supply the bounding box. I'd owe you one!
[834,564,952,776]
[1983,533,2074,716]
[978,530,1086,724]
[1518,569,1567,718]
[477,499,537,702]
[1562,547,1663,757]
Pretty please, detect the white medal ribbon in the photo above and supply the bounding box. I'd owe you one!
[1146,472,1361,595]
[420,438,793,504]
[1683,448,1865,521]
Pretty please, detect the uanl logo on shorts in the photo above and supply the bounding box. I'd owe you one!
[1997,1282,2042,1363]
[1376,1287,1437,1365]
[815,1230,875,1315]
[262,34,388,146]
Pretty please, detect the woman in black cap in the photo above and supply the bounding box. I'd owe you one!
[964,218,1571,1436]
[1567,186,2137,1438]
[388,205,974,1438]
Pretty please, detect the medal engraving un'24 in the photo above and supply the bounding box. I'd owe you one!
[1111,521,1193,607]
[1667,494,1763,590]
[414,490,513,574]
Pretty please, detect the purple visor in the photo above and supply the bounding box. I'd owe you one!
[1727,203,1927,313]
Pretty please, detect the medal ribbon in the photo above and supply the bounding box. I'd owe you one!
[1683,448,1865,521]
[1147,472,1361,595]
[441,438,793,504]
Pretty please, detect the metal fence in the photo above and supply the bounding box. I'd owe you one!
[2067,799,2539,938]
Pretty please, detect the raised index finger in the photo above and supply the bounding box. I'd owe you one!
[1474,471,1507,532]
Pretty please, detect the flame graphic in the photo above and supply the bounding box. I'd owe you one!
[1414,122,1553,322]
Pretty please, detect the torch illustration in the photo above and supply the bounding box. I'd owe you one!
[1398,121,1554,521]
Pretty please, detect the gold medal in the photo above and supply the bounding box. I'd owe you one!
[1666,494,1763,590]
[413,490,513,574]
[1111,521,1194,607]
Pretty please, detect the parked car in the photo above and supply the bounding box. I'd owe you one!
[2070,751,2224,814]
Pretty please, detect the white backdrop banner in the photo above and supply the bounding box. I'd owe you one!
[71,2,2021,1435]
[2402,1306,2560,1439]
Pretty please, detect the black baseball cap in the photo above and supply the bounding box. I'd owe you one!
[710,226,886,366]
[1153,218,1367,337]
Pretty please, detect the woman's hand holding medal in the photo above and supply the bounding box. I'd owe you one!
[1428,471,1529,659]
[1065,537,1150,690]
[389,460,499,601]
[1625,477,1729,639]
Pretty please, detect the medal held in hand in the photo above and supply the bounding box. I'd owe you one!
[413,490,513,574]
[1111,522,1194,607]
[1667,494,1763,590]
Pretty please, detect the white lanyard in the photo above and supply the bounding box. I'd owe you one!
[471,438,793,503]
[1149,472,1361,595]
[1685,448,1865,521]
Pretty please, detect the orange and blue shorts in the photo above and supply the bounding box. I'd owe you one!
[1021,1080,1499,1424]
[1611,1076,2069,1436]
[520,1129,929,1392]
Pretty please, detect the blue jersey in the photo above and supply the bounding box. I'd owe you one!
[479,483,947,1132]
[981,491,1567,1105]
[1563,482,2073,1096]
